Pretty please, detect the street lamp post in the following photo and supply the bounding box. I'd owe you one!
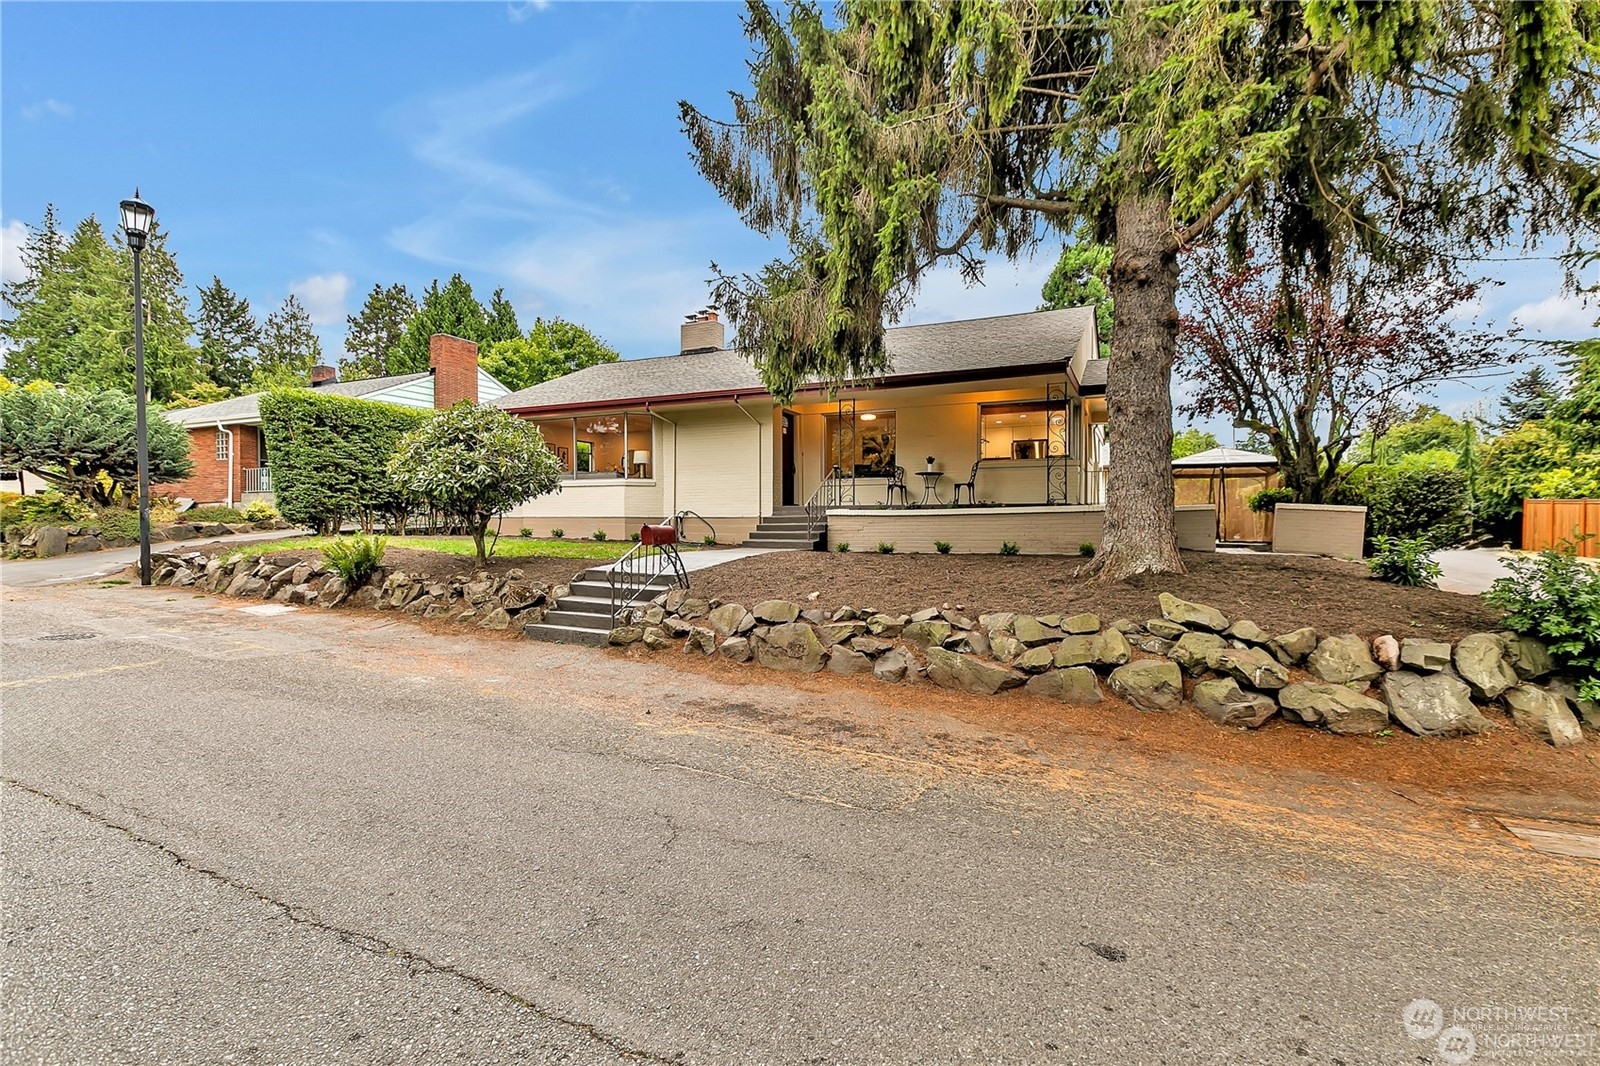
[120,191,156,587]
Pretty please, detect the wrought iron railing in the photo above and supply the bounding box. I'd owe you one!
[607,515,691,624]
[243,466,272,494]
[804,465,849,536]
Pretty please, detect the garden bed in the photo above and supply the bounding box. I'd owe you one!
[184,540,609,589]
[690,549,1501,641]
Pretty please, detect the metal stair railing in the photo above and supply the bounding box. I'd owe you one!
[804,466,844,538]
[607,514,693,625]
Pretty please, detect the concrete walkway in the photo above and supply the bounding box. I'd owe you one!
[1433,548,1514,595]
[593,546,784,575]
[0,529,304,589]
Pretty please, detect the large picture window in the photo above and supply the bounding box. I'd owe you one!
[979,400,1070,461]
[530,412,653,479]
[826,411,897,477]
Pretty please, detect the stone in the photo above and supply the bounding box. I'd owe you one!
[1038,614,1063,629]
[925,647,1027,696]
[1193,678,1279,729]
[663,588,688,612]
[1158,593,1229,633]
[290,564,313,586]
[1547,678,1600,729]
[1278,683,1390,735]
[662,617,693,638]
[1110,618,1140,635]
[1011,615,1063,647]
[958,631,991,657]
[477,607,512,630]
[909,607,942,623]
[462,577,495,605]
[1504,684,1584,747]
[679,597,712,620]
[1145,618,1188,641]
[66,536,102,553]
[866,614,908,638]
[1090,628,1132,667]
[348,585,381,610]
[1399,638,1452,673]
[1226,620,1272,645]
[228,574,267,598]
[608,625,643,646]
[1381,672,1491,737]
[872,649,911,684]
[849,635,895,657]
[753,599,801,624]
[1107,660,1184,712]
[800,609,829,625]
[1131,635,1176,656]
[902,619,954,649]
[990,634,1023,662]
[718,636,753,663]
[643,605,666,626]
[1503,634,1556,680]
[1307,635,1382,687]
[642,626,676,650]
[826,647,873,675]
[684,626,717,655]
[707,603,751,637]
[831,606,859,622]
[33,526,68,558]
[755,622,826,673]
[978,612,1016,637]
[454,609,479,625]
[1054,636,1095,669]
[283,583,317,606]
[1268,626,1319,666]
[1205,646,1290,691]
[1372,635,1402,672]
[1061,613,1101,635]
[940,609,975,630]
[319,575,348,607]
[1015,646,1057,674]
[817,622,866,646]
[1169,632,1227,675]
[501,582,546,611]
[1024,667,1102,704]
[1454,633,1519,700]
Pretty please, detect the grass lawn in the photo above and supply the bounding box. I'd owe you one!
[218,534,635,563]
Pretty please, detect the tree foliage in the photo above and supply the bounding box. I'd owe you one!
[485,287,521,345]
[388,403,563,565]
[394,274,491,374]
[1494,365,1561,432]
[481,317,622,391]
[0,383,193,505]
[681,1,1600,579]
[1040,229,1113,357]
[341,283,416,382]
[1177,248,1506,503]
[258,388,427,535]
[195,277,260,395]
[1170,428,1219,460]
[252,295,321,391]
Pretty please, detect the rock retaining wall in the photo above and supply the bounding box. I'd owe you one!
[5,518,291,558]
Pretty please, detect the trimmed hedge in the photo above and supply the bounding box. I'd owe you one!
[259,389,428,534]
[1333,464,1468,548]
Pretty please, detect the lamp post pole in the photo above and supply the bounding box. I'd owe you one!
[120,191,155,587]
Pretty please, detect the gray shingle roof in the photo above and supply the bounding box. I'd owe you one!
[1078,357,1108,394]
[496,307,1097,412]
[163,373,430,427]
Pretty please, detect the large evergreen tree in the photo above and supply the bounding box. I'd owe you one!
[485,287,521,345]
[394,274,491,373]
[1040,228,1113,358]
[341,283,417,381]
[253,294,321,390]
[195,277,260,395]
[1494,365,1562,431]
[681,1,1600,579]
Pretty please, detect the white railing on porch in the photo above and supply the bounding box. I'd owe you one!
[243,467,272,494]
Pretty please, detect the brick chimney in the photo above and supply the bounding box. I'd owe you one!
[429,334,479,408]
[309,364,337,386]
[680,308,725,355]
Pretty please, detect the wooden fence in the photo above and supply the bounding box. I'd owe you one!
[1522,499,1600,556]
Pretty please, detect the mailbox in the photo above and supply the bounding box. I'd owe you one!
[640,523,677,547]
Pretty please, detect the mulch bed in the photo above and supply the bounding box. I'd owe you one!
[182,543,599,589]
[688,550,1503,641]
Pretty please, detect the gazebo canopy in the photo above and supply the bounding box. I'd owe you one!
[1172,446,1279,469]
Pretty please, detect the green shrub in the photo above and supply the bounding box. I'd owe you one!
[934,540,952,554]
[876,541,895,554]
[1078,541,1097,557]
[0,489,91,529]
[1248,487,1296,513]
[702,534,717,546]
[91,507,141,540]
[243,501,279,523]
[1485,542,1600,699]
[629,531,641,542]
[835,541,850,553]
[1000,541,1021,555]
[1366,535,1442,587]
[322,534,388,588]
[519,527,533,538]
[551,528,565,539]
[592,530,608,541]
[186,505,248,524]
[1334,465,1468,548]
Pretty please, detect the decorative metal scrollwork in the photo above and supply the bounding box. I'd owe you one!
[1045,381,1069,505]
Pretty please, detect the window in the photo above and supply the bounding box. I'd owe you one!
[979,400,1070,461]
[530,412,653,479]
[215,429,231,462]
[825,411,897,477]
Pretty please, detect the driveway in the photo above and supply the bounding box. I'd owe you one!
[0,528,301,588]
[1433,548,1513,595]
[3,583,1596,1063]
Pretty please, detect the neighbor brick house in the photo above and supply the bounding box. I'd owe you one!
[154,335,508,507]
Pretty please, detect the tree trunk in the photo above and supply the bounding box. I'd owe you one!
[1090,191,1186,581]
[472,521,488,567]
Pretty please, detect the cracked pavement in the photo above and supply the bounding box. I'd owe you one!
[2,582,1597,1064]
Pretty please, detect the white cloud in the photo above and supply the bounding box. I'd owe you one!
[2,220,29,285]
[290,273,352,327]
[1509,289,1598,338]
[506,1,549,22]
[20,98,72,121]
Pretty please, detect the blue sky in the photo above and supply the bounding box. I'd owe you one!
[4,1,1595,435]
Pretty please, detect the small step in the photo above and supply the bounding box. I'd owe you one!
[745,531,824,544]
[524,622,611,646]
[542,608,616,628]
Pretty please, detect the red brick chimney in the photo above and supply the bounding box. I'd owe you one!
[309,364,337,386]
[429,334,479,408]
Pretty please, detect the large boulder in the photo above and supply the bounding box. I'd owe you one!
[1278,683,1389,735]
[1268,626,1319,666]
[1061,613,1101,635]
[873,648,912,684]
[1307,635,1382,687]
[1503,684,1584,747]
[477,607,512,631]
[1454,633,1519,700]
[718,636,753,663]
[608,625,643,646]
[1157,593,1229,633]
[754,622,826,673]
[825,647,873,676]
[1399,639,1451,673]
[1192,678,1279,729]
[1547,678,1600,730]
[1226,620,1272,645]
[1107,659,1184,712]
[866,613,908,638]
[753,599,801,625]
[1090,628,1132,667]
[1024,667,1103,704]
[1205,646,1290,691]
[708,602,753,637]
[684,626,717,655]
[902,619,954,649]
[1015,646,1056,674]
[1503,634,1556,680]
[1054,635,1094,669]
[817,621,867,647]
[1145,618,1188,641]
[1381,672,1491,737]
[1169,632,1226,675]
[33,525,69,558]
[925,647,1027,696]
[1011,615,1063,647]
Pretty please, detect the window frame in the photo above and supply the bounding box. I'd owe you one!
[824,410,898,478]
[977,394,1074,463]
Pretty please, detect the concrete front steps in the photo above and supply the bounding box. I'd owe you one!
[741,506,825,551]
[523,566,674,645]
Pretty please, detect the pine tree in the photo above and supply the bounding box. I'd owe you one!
[195,277,260,395]
[1494,365,1561,432]
[341,283,416,381]
[122,220,200,402]
[1040,227,1113,358]
[485,287,521,345]
[254,294,321,390]
[0,204,67,382]
[393,274,489,373]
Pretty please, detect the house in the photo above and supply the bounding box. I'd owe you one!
[493,308,1213,553]
[154,335,509,507]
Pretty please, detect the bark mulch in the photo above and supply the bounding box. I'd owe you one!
[688,549,1503,641]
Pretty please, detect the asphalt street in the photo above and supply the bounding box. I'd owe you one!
[2,582,1596,1065]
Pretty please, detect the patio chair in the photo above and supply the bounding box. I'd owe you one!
[951,460,982,505]
[887,465,911,507]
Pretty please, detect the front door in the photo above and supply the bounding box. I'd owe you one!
[781,411,796,506]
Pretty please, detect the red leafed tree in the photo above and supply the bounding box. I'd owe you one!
[1177,250,1508,504]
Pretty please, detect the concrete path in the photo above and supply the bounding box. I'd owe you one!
[593,545,783,575]
[0,529,302,589]
[1433,548,1514,595]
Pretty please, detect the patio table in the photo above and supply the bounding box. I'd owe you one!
[916,470,944,506]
